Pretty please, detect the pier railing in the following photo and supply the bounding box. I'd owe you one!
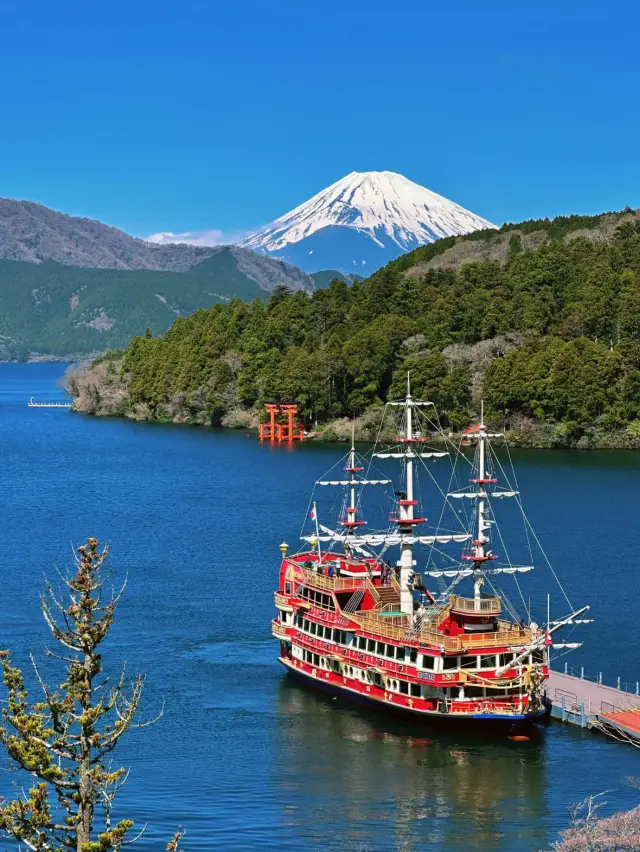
[561,663,640,697]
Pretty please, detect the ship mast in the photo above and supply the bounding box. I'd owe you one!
[398,374,416,614]
[474,401,488,603]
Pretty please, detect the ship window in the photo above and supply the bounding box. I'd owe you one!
[410,683,421,697]
[533,649,544,664]
[314,654,320,666]
[358,637,367,650]
[399,681,409,695]
[376,642,385,655]
[310,622,317,635]
[396,647,406,661]
[421,655,435,670]
[386,644,395,658]
[465,686,485,698]
[499,653,515,667]
[409,649,418,664]
[285,582,291,594]
[443,656,459,670]
[461,655,478,669]
[480,655,497,669]
[332,660,341,673]
[367,639,376,653]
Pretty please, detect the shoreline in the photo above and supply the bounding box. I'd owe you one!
[64,359,640,451]
[67,408,640,451]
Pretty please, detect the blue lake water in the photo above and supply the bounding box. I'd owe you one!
[0,362,639,851]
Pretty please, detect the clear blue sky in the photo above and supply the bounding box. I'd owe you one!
[0,0,638,239]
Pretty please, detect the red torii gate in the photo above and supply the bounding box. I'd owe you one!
[260,402,304,442]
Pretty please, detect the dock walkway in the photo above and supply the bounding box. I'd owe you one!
[547,669,640,745]
[28,397,71,408]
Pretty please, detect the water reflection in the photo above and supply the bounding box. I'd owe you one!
[276,678,549,852]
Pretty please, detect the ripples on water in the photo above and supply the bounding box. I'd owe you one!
[0,363,638,851]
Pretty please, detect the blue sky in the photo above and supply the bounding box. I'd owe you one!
[0,0,637,241]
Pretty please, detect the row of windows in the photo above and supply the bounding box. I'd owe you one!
[299,649,421,696]
[299,588,335,610]
[293,617,544,672]
[443,651,544,670]
[295,617,436,667]
[294,615,349,644]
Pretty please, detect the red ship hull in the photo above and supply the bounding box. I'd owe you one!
[281,658,550,735]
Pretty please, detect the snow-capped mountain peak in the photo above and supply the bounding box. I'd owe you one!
[239,170,495,273]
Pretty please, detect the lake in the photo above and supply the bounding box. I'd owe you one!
[0,362,638,851]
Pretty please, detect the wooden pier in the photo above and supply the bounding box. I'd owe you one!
[547,668,640,746]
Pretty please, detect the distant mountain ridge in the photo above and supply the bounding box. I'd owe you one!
[239,170,495,273]
[0,196,345,359]
[0,197,314,292]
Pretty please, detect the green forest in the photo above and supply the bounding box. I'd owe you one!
[80,210,640,447]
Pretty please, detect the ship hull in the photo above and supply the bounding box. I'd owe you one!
[280,658,550,736]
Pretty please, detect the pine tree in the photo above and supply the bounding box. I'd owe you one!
[0,538,181,852]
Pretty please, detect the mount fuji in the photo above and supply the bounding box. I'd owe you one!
[239,170,495,274]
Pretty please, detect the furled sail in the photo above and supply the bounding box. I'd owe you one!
[447,490,518,499]
[375,452,448,459]
[423,565,534,578]
[316,479,391,486]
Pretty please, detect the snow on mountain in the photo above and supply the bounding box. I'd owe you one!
[239,170,496,274]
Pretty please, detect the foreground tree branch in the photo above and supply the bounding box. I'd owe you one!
[547,792,640,852]
[0,537,184,852]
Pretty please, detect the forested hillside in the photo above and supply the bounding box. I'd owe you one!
[0,248,322,359]
[71,209,640,447]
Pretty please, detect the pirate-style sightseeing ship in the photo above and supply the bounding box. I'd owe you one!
[272,383,589,734]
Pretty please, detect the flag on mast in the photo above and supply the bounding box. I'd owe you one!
[310,505,317,520]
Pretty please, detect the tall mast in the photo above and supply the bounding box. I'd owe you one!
[350,423,356,523]
[398,374,415,614]
[474,401,488,602]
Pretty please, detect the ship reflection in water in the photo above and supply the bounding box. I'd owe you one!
[276,679,548,851]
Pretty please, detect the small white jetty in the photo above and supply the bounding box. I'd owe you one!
[28,396,72,409]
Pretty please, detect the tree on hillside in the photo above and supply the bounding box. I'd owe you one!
[0,538,182,852]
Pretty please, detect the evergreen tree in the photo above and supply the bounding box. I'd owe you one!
[0,538,180,852]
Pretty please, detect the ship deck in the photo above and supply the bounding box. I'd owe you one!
[299,564,532,651]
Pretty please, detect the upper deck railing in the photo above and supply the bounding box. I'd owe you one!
[351,611,530,652]
[450,594,502,615]
[302,570,365,592]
